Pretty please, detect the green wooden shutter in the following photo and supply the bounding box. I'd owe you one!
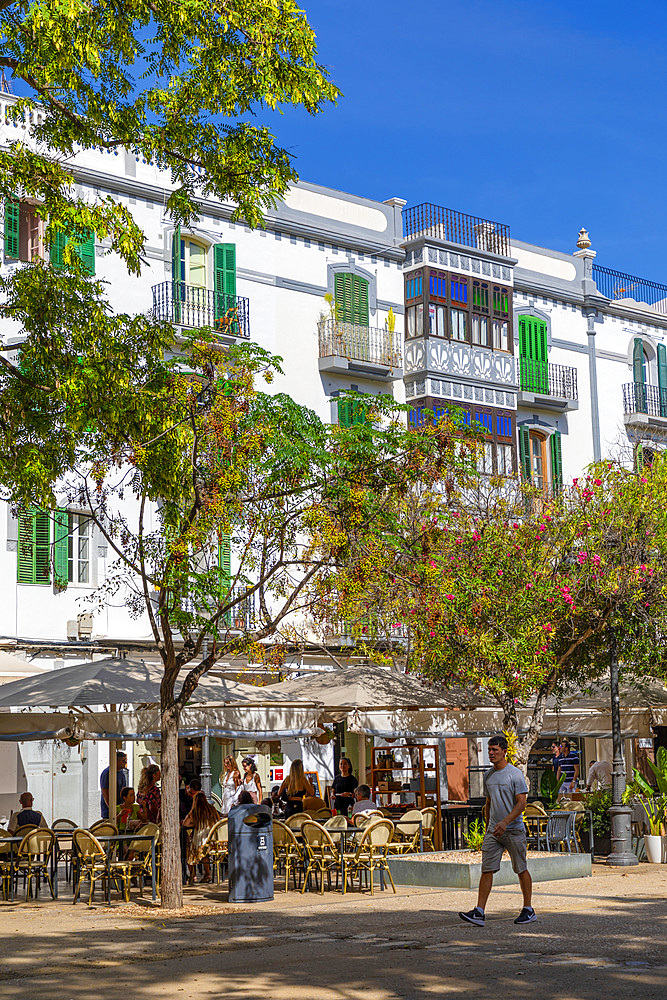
[635,442,643,474]
[519,425,531,481]
[53,509,69,588]
[334,273,353,323]
[335,273,369,326]
[337,398,351,427]
[4,198,19,257]
[519,316,548,393]
[352,276,369,326]
[218,533,231,625]
[75,229,95,275]
[657,343,667,417]
[549,431,563,494]
[171,225,182,323]
[633,337,646,413]
[213,243,237,329]
[17,511,36,584]
[50,230,67,267]
[17,510,51,585]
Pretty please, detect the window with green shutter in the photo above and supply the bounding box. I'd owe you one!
[518,315,548,392]
[4,198,19,258]
[334,273,369,326]
[549,431,563,494]
[633,337,647,413]
[50,227,95,274]
[213,243,237,331]
[17,510,51,585]
[337,398,368,427]
[518,425,531,481]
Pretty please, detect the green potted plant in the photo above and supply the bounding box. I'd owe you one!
[625,769,666,863]
[585,789,612,856]
[539,769,565,810]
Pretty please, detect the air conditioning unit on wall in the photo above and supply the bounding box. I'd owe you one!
[66,614,94,640]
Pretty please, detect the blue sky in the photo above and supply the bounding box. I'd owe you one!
[266,0,667,281]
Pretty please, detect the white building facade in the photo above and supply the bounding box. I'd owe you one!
[402,203,667,488]
[0,93,405,822]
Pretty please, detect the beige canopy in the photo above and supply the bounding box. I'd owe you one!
[268,664,467,719]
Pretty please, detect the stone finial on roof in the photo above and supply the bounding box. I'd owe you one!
[576,227,592,250]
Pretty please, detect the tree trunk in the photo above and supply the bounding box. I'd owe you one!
[501,685,552,779]
[160,702,182,909]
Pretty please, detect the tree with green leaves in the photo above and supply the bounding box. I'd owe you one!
[0,0,338,278]
[328,456,667,769]
[1,266,470,906]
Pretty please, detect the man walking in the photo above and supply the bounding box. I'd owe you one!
[459,734,536,926]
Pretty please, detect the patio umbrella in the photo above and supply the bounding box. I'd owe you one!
[267,664,470,716]
[0,655,321,710]
[0,650,50,684]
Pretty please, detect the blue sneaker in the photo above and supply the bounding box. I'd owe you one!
[459,906,485,926]
[514,906,537,924]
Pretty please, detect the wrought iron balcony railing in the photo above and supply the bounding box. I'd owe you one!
[152,281,250,338]
[516,358,578,400]
[318,317,402,368]
[402,202,511,258]
[592,265,667,315]
[623,382,667,419]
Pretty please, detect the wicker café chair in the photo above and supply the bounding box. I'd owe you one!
[89,819,118,837]
[272,820,302,893]
[343,819,396,896]
[420,808,437,851]
[72,828,133,905]
[323,814,348,846]
[300,821,340,894]
[284,812,310,832]
[125,822,161,892]
[387,809,423,855]
[14,828,57,900]
[202,818,229,884]
[0,830,16,899]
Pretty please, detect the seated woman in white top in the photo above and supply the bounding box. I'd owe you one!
[351,785,377,815]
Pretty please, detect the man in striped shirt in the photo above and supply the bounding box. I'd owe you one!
[557,740,580,793]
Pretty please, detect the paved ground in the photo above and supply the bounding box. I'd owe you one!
[1,863,666,999]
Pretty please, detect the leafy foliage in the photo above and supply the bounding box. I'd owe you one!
[539,769,565,809]
[464,817,486,851]
[0,0,339,272]
[327,458,667,765]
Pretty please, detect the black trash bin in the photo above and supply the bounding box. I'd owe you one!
[228,802,274,902]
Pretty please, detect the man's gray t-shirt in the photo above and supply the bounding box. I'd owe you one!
[483,763,529,831]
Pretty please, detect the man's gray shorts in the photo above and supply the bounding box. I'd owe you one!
[481,829,528,874]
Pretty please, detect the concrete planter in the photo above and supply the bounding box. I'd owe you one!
[388,851,592,889]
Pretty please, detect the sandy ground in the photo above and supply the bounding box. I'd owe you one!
[1,863,666,999]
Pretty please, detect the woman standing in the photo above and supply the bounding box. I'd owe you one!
[279,759,314,819]
[137,763,161,823]
[220,755,242,815]
[241,756,263,804]
[330,757,358,815]
[182,791,220,884]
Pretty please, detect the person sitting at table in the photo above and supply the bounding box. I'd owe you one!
[137,763,161,823]
[8,791,48,833]
[182,790,220,885]
[279,759,315,819]
[351,785,377,816]
[330,757,358,815]
[116,786,146,833]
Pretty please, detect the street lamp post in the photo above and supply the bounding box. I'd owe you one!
[606,631,638,866]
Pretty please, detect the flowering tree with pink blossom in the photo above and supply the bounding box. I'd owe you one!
[329,455,667,767]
